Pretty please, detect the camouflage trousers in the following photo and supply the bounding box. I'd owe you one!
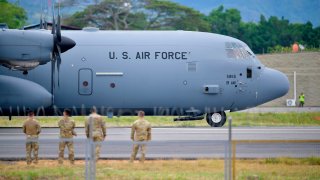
[26,138,39,165]
[58,139,74,164]
[92,136,103,161]
[130,142,147,163]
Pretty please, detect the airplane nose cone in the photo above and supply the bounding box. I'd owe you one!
[257,68,289,104]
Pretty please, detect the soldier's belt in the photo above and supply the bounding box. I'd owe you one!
[26,135,38,138]
[59,138,74,142]
[133,141,148,145]
[62,130,73,133]
[26,137,39,143]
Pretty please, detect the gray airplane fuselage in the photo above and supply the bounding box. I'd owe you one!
[0,30,289,117]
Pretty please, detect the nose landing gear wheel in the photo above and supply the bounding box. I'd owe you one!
[206,112,226,127]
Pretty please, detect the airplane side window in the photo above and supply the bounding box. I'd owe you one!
[247,68,252,78]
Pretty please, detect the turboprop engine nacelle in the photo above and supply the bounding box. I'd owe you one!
[0,75,52,110]
[0,29,54,71]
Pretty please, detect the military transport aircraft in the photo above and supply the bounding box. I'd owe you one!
[0,9,289,127]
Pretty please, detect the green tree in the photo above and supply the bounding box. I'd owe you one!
[64,0,141,30]
[64,0,209,31]
[63,1,320,53]
[314,26,320,48]
[143,0,209,31]
[0,0,27,28]
[289,22,319,49]
[300,22,316,47]
[205,5,242,37]
[238,22,260,53]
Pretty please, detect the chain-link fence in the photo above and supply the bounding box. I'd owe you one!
[0,118,319,179]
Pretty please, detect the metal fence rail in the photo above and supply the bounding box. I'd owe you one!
[0,117,319,179]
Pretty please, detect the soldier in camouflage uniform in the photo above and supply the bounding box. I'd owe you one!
[58,109,76,164]
[130,111,151,163]
[23,109,41,165]
[85,107,106,161]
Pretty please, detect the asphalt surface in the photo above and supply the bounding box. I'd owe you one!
[0,127,319,159]
[240,107,320,113]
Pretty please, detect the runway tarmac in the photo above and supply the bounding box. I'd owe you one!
[0,127,319,159]
[240,107,320,113]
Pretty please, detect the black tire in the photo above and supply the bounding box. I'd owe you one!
[206,112,227,127]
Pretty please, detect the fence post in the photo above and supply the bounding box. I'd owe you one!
[228,116,232,180]
[85,116,96,180]
[232,141,236,180]
[85,137,89,179]
[224,139,228,180]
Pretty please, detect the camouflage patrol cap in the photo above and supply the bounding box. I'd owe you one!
[90,106,97,113]
[26,108,34,116]
[64,108,72,117]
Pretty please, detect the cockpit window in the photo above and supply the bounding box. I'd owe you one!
[225,42,252,59]
[225,42,236,58]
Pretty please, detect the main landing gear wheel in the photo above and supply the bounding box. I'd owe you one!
[206,112,226,127]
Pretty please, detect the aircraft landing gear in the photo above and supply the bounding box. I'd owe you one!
[206,112,226,127]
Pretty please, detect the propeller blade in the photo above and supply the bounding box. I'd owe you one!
[51,16,55,34]
[51,1,55,35]
[40,18,43,29]
[40,0,43,29]
[56,45,61,87]
[57,15,61,42]
[44,20,48,30]
[49,0,76,90]
[51,53,56,104]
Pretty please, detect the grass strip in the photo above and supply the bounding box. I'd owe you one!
[0,112,320,127]
[0,158,319,180]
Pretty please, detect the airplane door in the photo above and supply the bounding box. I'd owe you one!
[78,68,93,95]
